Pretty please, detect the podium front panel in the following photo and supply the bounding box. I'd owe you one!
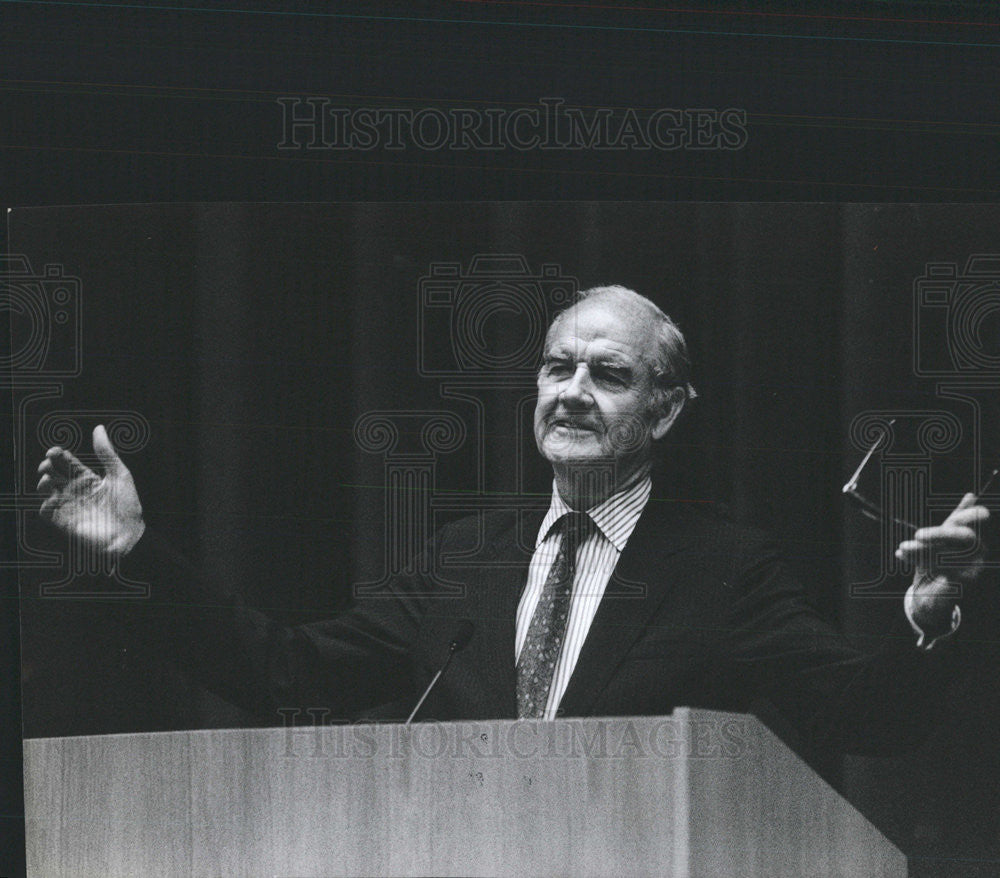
[23,709,906,877]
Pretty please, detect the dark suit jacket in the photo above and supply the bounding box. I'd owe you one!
[126,496,959,754]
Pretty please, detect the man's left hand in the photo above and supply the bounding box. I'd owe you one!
[896,493,990,647]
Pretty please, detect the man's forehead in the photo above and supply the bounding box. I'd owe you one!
[545,338,635,362]
[544,300,656,359]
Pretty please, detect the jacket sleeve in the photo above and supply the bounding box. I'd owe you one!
[119,519,428,720]
[726,535,965,755]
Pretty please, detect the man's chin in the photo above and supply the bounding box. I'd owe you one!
[538,439,609,465]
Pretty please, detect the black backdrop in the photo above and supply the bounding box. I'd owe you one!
[13,201,1000,870]
[6,2,1000,876]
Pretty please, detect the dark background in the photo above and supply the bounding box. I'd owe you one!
[5,2,1000,877]
[11,201,1000,876]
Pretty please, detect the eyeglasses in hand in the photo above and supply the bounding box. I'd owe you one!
[842,419,998,533]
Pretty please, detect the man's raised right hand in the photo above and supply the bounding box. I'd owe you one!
[37,424,146,556]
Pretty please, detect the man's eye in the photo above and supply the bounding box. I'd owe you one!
[545,361,571,375]
[595,369,627,385]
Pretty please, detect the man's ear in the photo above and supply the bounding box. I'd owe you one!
[650,387,686,441]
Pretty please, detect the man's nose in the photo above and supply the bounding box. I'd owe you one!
[560,364,594,404]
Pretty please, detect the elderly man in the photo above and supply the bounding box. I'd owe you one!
[36,286,987,748]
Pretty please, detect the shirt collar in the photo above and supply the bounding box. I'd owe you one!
[537,475,652,552]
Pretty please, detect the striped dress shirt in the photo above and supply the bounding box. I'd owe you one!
[514,475,652,720]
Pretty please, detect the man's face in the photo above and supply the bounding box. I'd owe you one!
[534,301,670,476]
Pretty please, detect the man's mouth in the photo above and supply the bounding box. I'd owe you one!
[550,418,596,432]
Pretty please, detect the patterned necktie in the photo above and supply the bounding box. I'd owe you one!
[516,511,593,719]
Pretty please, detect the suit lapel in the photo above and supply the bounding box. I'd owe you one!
[558,500,696,717]
[460,508,545,718]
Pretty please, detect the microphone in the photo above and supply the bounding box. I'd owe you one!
[405,620,475,725]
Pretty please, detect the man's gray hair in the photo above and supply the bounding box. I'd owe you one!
[550,284,697,405]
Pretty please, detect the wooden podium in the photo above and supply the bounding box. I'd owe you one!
[23,709,906,877]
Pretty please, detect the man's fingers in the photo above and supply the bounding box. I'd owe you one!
[913,524,979,546]
[896,525,985,569]
[92,424,125,477]
[944,492,981,524]
[42,447,73,477]
[39,493,62,520]
[36,474,54,495]
[895,494,991,581]
[896,540,919,556]
[37,455,72,486]
[941,505,990,527]
[41,446,92,481]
